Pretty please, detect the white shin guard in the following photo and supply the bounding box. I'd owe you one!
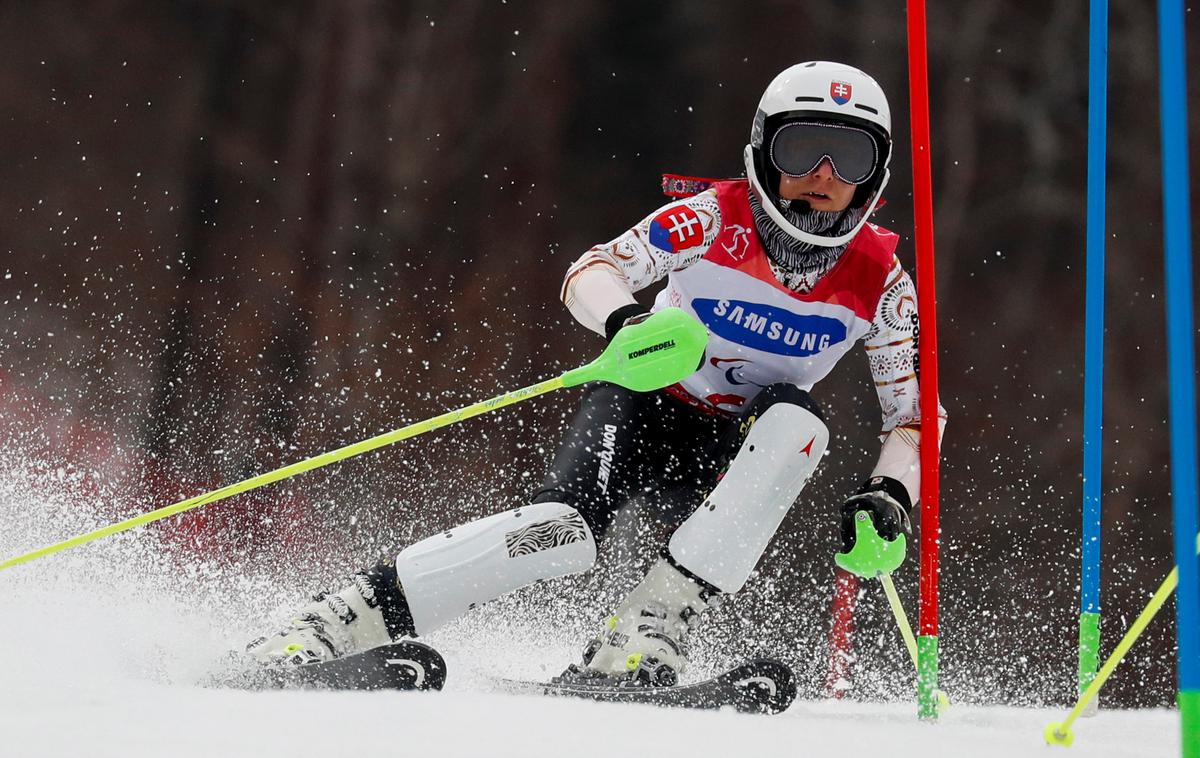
[668,402,829,594]
[394,501,597,635]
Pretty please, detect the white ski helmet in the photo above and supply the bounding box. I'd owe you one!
[744,61,892,248]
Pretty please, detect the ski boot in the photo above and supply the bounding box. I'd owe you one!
[246,569,404,666]
[560,558,719,687]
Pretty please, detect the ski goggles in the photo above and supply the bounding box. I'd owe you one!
[769,122,880,185]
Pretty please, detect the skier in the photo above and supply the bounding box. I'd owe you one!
[247,61,945,688]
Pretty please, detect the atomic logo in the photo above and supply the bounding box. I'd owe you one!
[830,81,853,105]
[799,436,817,457]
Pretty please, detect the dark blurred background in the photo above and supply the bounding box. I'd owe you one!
[0,0,1197,707]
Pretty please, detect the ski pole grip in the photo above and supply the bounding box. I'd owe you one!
[834,513,908,578]
[562,307,708,392]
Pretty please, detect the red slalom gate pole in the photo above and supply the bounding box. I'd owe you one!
[825,569,860,698]
[906,0,944,721]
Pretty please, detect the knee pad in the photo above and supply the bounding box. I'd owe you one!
[738,383,825,424]
[669,399,829,594]
[394,501,597,635]
[709,384,824,464]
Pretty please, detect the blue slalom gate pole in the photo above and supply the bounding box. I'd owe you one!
[1156,0,1199,754]
[1078,0,1108,708]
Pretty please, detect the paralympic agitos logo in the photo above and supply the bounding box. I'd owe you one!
[693,298,847,357]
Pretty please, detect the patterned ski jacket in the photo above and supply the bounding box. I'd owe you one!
[561,178,946,503]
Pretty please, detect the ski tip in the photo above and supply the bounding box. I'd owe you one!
[221,640,447,693]
[365,641,448,692]
[728,658,797,715]
[507,657,796,714]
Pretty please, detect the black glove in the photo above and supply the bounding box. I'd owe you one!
[839,476,912,553]
[604,304,653,342]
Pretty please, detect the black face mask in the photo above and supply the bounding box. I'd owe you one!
[748,187,868,274]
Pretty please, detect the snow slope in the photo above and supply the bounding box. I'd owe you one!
[0,555,1179,758]
[0,470,1181,758]
[0,674,1178,757]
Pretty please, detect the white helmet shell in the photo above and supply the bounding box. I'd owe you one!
[745,61,893,248]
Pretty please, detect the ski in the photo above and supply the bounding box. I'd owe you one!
[500,657,796,715]
[231,641,447,692]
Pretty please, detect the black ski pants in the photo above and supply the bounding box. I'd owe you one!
[530,382,818,542]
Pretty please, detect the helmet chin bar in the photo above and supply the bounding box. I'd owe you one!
[743,144,888,249]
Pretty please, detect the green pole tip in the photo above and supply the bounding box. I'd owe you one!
[562,307,708,392]
[936,689,951,714]
[834,512,907,578]
[1044,722,1074,747]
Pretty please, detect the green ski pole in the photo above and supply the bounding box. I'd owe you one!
[880,573,950,713]
[0,307,708,573]
[836,514,949,713]
[1046,534,1200,747]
